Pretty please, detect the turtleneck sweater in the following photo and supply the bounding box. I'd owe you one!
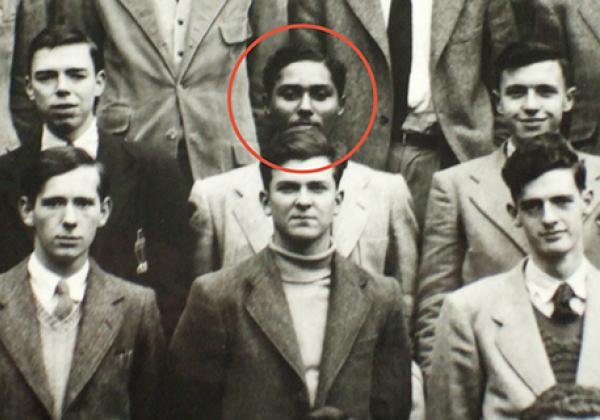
[269,241,335,407]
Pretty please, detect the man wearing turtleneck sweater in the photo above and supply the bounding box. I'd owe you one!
[427,137,600,419]
[169,126,412,420]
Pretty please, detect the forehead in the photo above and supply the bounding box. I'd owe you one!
[38,166,101,200]
[31,43,95,73]
[275,60,335,87]
[269,157,336,185]
[500,60,566,89]
[519,168,579,200]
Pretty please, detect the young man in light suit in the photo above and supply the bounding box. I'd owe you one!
[0,146,164,419]
[414,41,600,373]
[427,135,600,419]
[170,126,412,420]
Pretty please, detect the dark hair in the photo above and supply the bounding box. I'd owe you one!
[502,132,585,201]
[259,126,347,189]
[22,146,109,203]
[28,25,103,76]
[496,41,573,89]
[263,45,346,99]
[520,384,600,419]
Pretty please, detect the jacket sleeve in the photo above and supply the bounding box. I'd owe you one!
[130,290,166,420]
[288,0,327,52]
[167,278,228,420]
[414,172,465,375]
[426,296,483,420]
[371,279,412,420]
[189,181,220,277]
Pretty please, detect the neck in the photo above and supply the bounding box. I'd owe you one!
[272,231,332,256]
[34,248,88,277]
[531,248,584,280]
[48,115,94,143]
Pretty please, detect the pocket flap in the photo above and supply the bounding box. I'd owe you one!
[219,20,253,44]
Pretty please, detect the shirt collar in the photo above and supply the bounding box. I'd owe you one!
[28,253,89,307]
[41,118,99,158]
[506,137,516,157]
[525,257,588,304]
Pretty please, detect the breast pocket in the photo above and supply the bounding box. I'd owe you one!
[219,18,254,47]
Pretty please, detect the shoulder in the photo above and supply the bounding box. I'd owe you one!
[190,163,260,201]
[92,263,156,304]
[345,161,411,197]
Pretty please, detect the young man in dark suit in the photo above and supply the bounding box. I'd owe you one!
[170,127,412,420]
[0,146,164,419]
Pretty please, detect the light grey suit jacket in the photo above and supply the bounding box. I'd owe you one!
[0,259,165,419]
[427,259,600,420]
[189,161,419,315]
[415,146,600,372]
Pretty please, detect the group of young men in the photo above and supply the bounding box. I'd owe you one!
[2,1,600,419]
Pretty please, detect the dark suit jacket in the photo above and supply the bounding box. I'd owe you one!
[168,248,412,420]
[0,129,193,337]
[0,259,165,419]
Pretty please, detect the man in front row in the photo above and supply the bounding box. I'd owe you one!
[170,127,412,419]
[428,136,600,419]
[0,147,164,419]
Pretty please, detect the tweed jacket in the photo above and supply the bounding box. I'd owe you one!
[0,259,165,419]
[168,248,412,420]
[189,161,419,316]
[427,260,600,419]
[414,146,600,372]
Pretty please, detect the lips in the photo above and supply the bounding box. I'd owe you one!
[290,121,320,128]
[55,235,81,245]
[540,230,566,241]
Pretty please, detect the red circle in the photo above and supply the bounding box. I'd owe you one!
[227,23,378,174]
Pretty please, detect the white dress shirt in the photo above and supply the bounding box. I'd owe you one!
[524,258,588,318]
[41,117,99,158]
[28,253,88,314]
[153,0,192,67]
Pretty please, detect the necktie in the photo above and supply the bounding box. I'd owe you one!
[551,283,579,323]
[53,279,74,320]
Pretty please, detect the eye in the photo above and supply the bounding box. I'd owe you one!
[520,200,543,215]
[536,85,559,98]
[276,86,301,101]
[40,197,66,208]
[66,70,89,80]
[310,86,334,101]
[551,196,574,207]
[504,86,527,98]
[34,71,57,82]
[73,197,96,208]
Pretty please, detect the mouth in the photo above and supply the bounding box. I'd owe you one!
[290,121,320,128]
[540,230,566,241]
[55,236,81,245]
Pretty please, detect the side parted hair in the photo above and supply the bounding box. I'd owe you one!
[28,25,103,75]
[259,126,347,190]
[263,45,347,99]
[22,146,109,203]
[495,41,573,89]
[520,384,600,419]
[502,132,585,202]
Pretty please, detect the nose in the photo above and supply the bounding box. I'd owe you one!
[62,202,78,229]
[297,92,314,116]
[295,187,312,209]
[541,202,559,227]
[523,90,540,114]
[55,73,70,97]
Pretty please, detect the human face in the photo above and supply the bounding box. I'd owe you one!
[268,60,344,132]
[260,157,343,255]
[496,60,574,144]
[509,168,591,263]
[20,166,111,274]
[26,43,105,141]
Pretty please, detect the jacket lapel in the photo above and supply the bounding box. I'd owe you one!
[579,0,600,46]
[576,266,600,386]
[333,163,369,258]
[245,250,306,384]
[63,263,126,410]
[0,261,54,415]
[493,261,555,395]
[468,147,529,254]
[314,254,372,407]
[346,0,391,66]
[431,0,465,66]
[116,0,175,77]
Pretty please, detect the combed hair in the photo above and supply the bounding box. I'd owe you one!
[502,132,585,202]
[520,384,600,419]
[259,126,347,189]
[28,25,103,75]
[263,45,346,98]
[495,41,573,89]
[22,146,109,202]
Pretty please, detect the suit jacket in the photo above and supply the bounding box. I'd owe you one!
[531,0,600,154]
[427,260,600,419]
[168,248,412,420]
[0,259,165,419]
[189,161,419,316]
[0,0,20,154]
[414,146,600,372]
[60,0,258,179]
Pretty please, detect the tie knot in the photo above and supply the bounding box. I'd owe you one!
[553,282,576,306]
[55,278,70,297]
[53,279,74,320]
[551,282,578,323]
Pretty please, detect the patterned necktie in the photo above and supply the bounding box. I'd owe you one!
[53,279,74,320]
[551,282,579,323]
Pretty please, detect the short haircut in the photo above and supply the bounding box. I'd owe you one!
[259,126,347,189]
[502,132,585,202]
[28,25,103,75]
[263,45,346,99]
[21,146,109,203]
[520,384,600,419]
[495,41,573,89]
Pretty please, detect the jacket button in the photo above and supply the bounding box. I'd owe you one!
[380,115,389,125]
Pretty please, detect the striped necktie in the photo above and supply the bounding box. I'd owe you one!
[53,278,74,320]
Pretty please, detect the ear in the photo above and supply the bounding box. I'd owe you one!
[19,196,35,227]
[259,190,272,217]
[94,69,107,98]
[581,188,593,217]
[333,190,344,216]
[492,89,503,115]
[506,202,521,227]
[98,196,112,227]
[25,76,35,101]
[337,95,346,116]
[563,86,576,113]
